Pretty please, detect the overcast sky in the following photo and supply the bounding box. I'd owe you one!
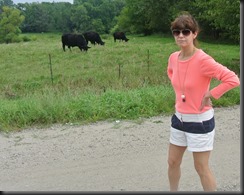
[13,0,73,4]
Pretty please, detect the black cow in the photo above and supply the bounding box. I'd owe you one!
[61,33,90,52]
[113,32,129,42]
[83,31,105,46]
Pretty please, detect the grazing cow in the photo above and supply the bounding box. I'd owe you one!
[61,33,90,52]
[113,32,129,42]
[83,31,105,46]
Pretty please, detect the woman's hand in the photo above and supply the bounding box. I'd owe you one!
[199,91,213,111]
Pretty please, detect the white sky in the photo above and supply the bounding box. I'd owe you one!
[13,0,73,4]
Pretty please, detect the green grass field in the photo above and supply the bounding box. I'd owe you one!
[0,33,240,132]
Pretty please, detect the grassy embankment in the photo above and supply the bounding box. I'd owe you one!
[0,33,240,132]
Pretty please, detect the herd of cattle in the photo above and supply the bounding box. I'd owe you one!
[61,31,129,52]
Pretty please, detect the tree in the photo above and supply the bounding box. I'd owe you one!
[117,0,173,35]
[0,6,25,43]
[116,0,239,42]
[19,3,51,33]
[74,0,125,33]
[70,4,91,32]
[50,2,73,33]
[0,0,14,15]
[0,0,14,8]
[17,2,73,33]
[116,0,148,34]
[193,0,240,43]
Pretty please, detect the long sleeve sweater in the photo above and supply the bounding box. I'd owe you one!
[167,49,240,114]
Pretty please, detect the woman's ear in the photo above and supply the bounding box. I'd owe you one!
[193,32,198,39]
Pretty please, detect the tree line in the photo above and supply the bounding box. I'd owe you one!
[0,0,240,44]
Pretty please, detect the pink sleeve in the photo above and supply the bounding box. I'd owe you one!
[167,54,174,81]
[167,63,173,80]
[201,58,240,99]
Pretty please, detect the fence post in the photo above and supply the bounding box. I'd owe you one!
[147,49,150,71]
[49,54,54,84]
[118,64,121,79]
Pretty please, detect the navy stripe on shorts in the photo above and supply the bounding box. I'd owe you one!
[171,114,215,134]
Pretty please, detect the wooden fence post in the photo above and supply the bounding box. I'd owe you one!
[49,54,54,84]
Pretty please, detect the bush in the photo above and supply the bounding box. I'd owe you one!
[11,36,22,43]
[22,35,31,42]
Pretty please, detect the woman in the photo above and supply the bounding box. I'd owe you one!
[167,12,240,191]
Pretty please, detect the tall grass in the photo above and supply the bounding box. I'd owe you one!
[0,33,240,132]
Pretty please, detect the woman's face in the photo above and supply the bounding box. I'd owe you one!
[172,29,197,48]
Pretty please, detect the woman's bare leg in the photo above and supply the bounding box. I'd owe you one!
[193,151,216,191]
[167,143,187,191]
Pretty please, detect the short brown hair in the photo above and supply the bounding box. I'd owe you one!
[171,12,200,47]
[171,12,200,33]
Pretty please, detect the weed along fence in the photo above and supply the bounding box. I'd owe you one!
[118,49,151,79]
[47,48,167,92]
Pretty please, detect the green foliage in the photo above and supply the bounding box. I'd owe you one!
[0,33,240,132]
[72,0,126,33]
[192,0,240,43]
[21,35,31,42]
[20,3,51,32]
[117,0,239,42]
[10,0,239,43]
[16,0,125,34]
[0,0,14,8]
[0,6,24,43]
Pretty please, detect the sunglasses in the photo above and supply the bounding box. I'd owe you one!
[172,29,192,36]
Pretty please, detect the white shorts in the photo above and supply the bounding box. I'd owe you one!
[170,128,215,152]
[170,109,215,152]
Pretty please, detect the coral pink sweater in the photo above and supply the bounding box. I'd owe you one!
[167,49,240,114]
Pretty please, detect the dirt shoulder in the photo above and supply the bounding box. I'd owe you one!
[0,105,241,192]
